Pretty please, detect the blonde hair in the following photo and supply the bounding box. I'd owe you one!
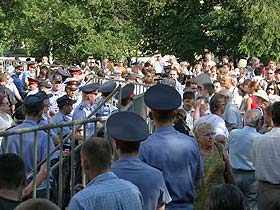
[193,121,214,139]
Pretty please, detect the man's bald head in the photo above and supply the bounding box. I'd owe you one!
[244,109,261,127]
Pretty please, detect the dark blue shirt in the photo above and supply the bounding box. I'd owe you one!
[139,126,204,210]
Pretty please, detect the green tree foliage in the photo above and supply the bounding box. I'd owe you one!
[239,0,280,61]
[1,0,280,62]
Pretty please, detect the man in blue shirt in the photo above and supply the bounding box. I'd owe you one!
[68,137,143,210]
[227,109,262,210]
[108,111,172,210]
[73,83,100,137]
[96,80,117,118]
[0,93,56,200]
[139,84,204,210]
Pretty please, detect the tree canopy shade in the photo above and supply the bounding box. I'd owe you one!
[0,0,280,62]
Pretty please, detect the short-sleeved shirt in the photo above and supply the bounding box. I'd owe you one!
[139,126,204,209]
[51,111,72,137]
[73,101,97,137]
[222,102,243,129]
[253,127,280,184]
[194,114,229,138]
[68,172,143,210]
[95,97,118,118]
[0,119,56,190]
[112,156,172,210]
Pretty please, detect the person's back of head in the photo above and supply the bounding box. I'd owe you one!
[209,93,226,114]
[254,67,262,76]
[0,153,25,191]
[81,137,112,174]
[244,109,261,127]
[15,198,60,210]
[208,184,244,210]
[203,83,215,96]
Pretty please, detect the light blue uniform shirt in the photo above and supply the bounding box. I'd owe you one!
[51,111,72,137]
[0,119,56,190]
[112,156,172,210]
[95,97,118,118]
[139,126,204,210]
[68,172,143,210]
[227,126,262,170]
[73,101,97,137]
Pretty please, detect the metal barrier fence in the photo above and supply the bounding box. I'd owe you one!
[0,81,152,208]
[91,76,151,95]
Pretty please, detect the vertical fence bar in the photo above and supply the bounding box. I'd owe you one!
[70,124,75,198]
[46,129,51,200]
[32,131,38,198]
[82,123,86,187]
[58,127,63,208]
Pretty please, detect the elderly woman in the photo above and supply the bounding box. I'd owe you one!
[193,121,233,210]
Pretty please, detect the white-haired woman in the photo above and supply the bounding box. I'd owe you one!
[193,121,233,210]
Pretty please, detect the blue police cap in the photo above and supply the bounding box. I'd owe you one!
[106,111,149,142]
[98,81,116,93]
[80,83,100,94]
[57,67,71,77]
[115,83,135,100]
[23,93,45,111]
[144,84,181,110]
[13,63,23,68]
[57,95,77,108]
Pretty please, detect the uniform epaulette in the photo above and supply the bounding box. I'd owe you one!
[79,105,84,111]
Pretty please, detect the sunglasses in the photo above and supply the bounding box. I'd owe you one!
[267,88,274,90]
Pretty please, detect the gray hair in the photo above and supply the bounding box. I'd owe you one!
[244,109,261,127]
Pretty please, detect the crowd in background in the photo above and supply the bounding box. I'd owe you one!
[0,51,280,210]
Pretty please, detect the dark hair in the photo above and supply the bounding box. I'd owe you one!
[81,137,112,172]
[208,184,244,210]
[209,93,226,114]
[272,101,280,125]
[150,110,175,123]
[183,91,195,100]
[0,153,25,190]
[15,198,60,210]
[203,82,215,96]
[266,82,278,95]
[117,141,140,154]
[254,67,262,76]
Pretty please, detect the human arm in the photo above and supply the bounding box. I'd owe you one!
[244,96,252,111]
[22,162,47,199]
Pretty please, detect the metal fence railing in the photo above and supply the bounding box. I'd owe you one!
[0,82,152,208]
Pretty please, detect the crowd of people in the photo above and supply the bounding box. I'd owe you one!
[0,51,279,210]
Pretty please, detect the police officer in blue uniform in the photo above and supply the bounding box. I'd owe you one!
[96,80,118,118]
[108,111,172,210]
[115,83,135,110]
[73,83,100,137]
[139,84,204,210]
[0,92,56,200]
[51,95,77,149]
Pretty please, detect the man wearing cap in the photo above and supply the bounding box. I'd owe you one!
[96,80,118,118]
[26,77,39,96]
[73,83,100,137]
[108,111,171,210]
[38,80,52,95]
[64,78,82,118]
[49,75,64,116]
[116,83,135,110]
[0,92,56,200]
[139,84,204,210]
[51,95,77,140]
